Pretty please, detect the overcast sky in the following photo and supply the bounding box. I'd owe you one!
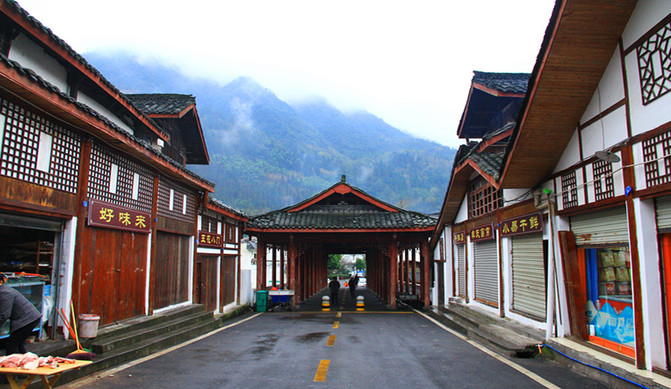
[17,0,555,148]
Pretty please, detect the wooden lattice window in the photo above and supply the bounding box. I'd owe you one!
[592,159,614,201]
[157,177,196,223]
[88,144,154,212]
[637,21,671,105]
[468,179,500,218]
[224,223,236,243]
[201,215,218,233]
[642,130,671,187]
[561,171,579,208]
[0,98,81,193]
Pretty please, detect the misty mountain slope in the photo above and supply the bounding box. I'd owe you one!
[85,51,455,214]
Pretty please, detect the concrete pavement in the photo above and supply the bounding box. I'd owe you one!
[60,301,608,388]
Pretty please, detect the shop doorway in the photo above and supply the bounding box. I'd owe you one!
[579,246,635,358]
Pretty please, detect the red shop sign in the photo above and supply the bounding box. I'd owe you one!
[198,231,223,248]
[87,199,151,233]
[453,231,466,245]
[469,223,495,242]
[500,212,543,237]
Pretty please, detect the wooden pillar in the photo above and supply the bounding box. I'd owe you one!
[404,249,410,294]
[412,248,417,295]
[257,240,266,291]
[288,236,297,291]
[72,139,92,320]
[421,240,431,308]
[280,249,285,289]
[388,238,398,308]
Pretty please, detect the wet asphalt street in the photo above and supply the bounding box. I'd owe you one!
[61,307,608,389]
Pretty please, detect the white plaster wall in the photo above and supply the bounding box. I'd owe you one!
[612,158,625,197]
[580,107,628,158]
[624,2,671,137]
[58,217,77,339]
[454,197,469,223]
[634,198,667,370]
[8,33,68,93]
[621,0,671,49]
[77,92,135,135]
[632,142,648,190]
[580,50,625,125]
[501,236,512,316]
[443,228,453,304]
[576,168,586,207]
[554,130,581,173]
[502,188,531,207]
[466,237,474,302]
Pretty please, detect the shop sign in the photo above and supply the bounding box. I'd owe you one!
[469,223,494,242]
[87,199,151,233]
[198,231,222,248]
[500,212,543,237]
[453,231,466,245]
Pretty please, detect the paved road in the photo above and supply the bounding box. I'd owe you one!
[62,309,606,389]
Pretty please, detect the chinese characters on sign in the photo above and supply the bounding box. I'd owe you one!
[198,231,223,248]
[500,212,543,237]
[469,223,495,242]
[88,199,151,233]
[453,231,466,245]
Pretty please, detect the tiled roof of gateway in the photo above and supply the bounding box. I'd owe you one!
[126,94,195,116]
[473,71,529,94]
[249,204,436,230]
[248,181,436,230]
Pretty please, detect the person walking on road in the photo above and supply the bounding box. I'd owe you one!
[349,275,359,298]
[328,277,340,306]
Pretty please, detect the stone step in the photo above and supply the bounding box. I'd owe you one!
[52,317,222,387]
[88,309,215,354]
[431,305,543,358]
[89,304,205,344]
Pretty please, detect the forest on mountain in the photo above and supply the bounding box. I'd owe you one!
[86,53,457,215]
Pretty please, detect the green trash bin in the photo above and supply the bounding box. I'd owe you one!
[256,290,268,312]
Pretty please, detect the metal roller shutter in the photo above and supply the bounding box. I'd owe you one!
[511,234,545,319]
[474,240,498,305]
[571,207,628,246]
[0,212,62,231]
[457,245,466,297]
[656,196,671,230]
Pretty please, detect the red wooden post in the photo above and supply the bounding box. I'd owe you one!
[280,249,285,289]
[421,240,431,308]
[388,238,398,308]
[257,240,266,291]
[412,248,417,295]
[271,247,277,287]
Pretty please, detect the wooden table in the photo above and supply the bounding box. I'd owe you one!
[0,360,92,389]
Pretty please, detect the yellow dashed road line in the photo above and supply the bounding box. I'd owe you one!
[326,334,336,346]
[333,321,339,328]
[336,312,342,318]
[313,360,330,382]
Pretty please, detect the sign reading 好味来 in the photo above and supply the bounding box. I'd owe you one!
[87,199,151,233]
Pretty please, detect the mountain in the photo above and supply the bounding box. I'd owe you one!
[84,52,456,215]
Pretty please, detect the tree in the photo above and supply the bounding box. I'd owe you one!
[328,254,343,274]
[354,258,366,272]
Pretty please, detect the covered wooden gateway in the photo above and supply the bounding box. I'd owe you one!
[246,177,436,308]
